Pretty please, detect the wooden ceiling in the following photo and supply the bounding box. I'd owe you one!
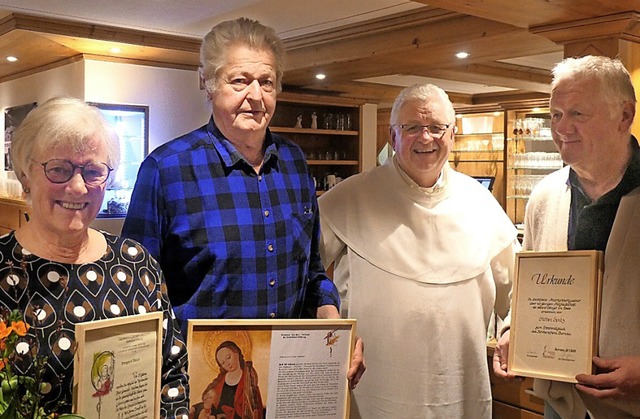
[1,0,638,109]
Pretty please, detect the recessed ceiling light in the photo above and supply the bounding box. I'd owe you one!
[456,114,463,119]
[6,56,18,62]
[532,107,541,112]
[110,47,122,53]
[455,51,469,59]
[493,111,501,116]
[315,73,326,80]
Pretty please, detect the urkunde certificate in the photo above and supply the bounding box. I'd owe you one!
[508,250,603,383]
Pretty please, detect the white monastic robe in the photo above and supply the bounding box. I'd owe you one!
[319,157,519,418]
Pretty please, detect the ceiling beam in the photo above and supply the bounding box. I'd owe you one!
[411,0,637,29]
[425,63,551,93]
[284,9,544,72]
[531,12,640,45]
[283,25,559,88]
[1,12,200,52]
[286,81,474,106]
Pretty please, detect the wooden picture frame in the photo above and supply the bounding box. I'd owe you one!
[187,319,355,419]
[73,311,164,418]
[508,250,603,382]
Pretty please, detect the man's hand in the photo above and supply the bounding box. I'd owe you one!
[575,356,640,400]
[348,336,365,389]
[317,304,366,389]
[492,329,517,380]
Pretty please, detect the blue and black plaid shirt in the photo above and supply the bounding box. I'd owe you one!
[122,118,339,334]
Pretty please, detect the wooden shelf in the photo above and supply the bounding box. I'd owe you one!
[509,165,562,170]
[456,132,503,137]
[273,93,364,183]
[452,148,504,153]
[508,136,553,141]
[308,159,359,166]
[270,127,358,136]
[452,159,504,163]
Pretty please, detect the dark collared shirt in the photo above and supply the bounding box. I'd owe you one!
[122,118,339,335]
[568,137,640,250]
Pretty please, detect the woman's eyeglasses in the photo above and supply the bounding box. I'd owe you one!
[33,159,113,185]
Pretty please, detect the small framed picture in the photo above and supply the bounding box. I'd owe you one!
[73,311,163,418]
[4,102,37,171]
[187,318,355,419]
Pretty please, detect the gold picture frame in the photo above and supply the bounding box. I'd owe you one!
[73,311,163,418]
[187,318,355,419]
[508,250,603,382]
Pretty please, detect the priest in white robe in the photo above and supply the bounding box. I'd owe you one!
[319,83,520,418]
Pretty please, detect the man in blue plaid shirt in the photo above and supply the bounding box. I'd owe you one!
[122,17,365,388]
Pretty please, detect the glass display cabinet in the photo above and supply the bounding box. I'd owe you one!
[505,106,561,225]
[450,110,505,207]
[91,103,149,217]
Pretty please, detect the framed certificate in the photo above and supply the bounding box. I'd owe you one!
[187,319,355,419]
[508,250,603,382]
[73,312,164,418]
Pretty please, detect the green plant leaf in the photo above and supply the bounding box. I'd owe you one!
[0,402,16,419]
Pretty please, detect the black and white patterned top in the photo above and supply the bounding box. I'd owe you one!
[0,231,190,418]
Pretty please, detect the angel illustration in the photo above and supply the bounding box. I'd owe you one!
[324,329,341,357]
[91,351,115,418]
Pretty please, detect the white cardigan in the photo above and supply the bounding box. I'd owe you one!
[524,166,640,418]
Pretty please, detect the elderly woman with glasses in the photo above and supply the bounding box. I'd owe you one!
[2,97,189,418]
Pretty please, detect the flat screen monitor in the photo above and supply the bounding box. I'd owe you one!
[473,176,495,191]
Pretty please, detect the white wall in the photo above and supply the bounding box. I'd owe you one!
[1,59,211,158]
[84,60,210,152]
[0,61,85,115]
[0,61,86,171]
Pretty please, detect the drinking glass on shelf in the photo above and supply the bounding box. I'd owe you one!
[345,114,352,130]
[513,119,523,138]
[532,118,544,138]
[323,113,334,130]
[523,119,532,137]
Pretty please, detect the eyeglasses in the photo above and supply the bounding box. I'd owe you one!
[33,159,113,186]
[394,123,453,139]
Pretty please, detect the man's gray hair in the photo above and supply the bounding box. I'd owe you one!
[390,83,456,125]
[200,17,285,94]
[551,55,636,107]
